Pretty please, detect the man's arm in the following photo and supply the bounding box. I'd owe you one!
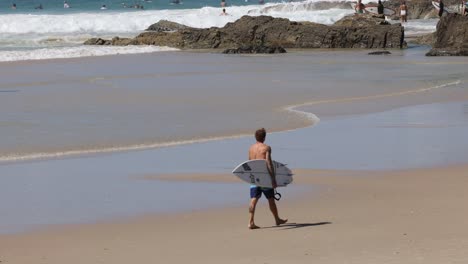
[266,146,277,189]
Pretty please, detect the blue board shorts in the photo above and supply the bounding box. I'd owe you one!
[250,186,275,199]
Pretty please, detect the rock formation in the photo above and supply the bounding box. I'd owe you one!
[146,20,189,32]
[426,13,468,56]
[368,51,392,55]
[85,15,405,51]
[222,45,287,54]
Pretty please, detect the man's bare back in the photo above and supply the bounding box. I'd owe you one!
[249,142,271,160]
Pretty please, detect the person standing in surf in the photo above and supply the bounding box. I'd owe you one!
[378,0,384,15]
[355,0,365,14]
[248,128,287,230]
[399,1,407,23]
[438,0,445,17]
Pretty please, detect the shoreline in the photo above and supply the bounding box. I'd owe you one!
[2,165,468,263]
[1,99,468,234]
[0,74,464,164]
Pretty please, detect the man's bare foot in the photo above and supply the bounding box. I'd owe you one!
[276,218,288,226]
[248,224,260,230]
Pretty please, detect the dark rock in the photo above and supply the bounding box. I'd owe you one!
[84,37,132,46]
[334,13,390,27]
[111,37,133,45]
[222,45,287,54]
[368,50,392,55]
[84,38,111,45]
[426,48,468,56]
[85,15,405,49]
[146,20,190,32]
[426,13,468,56]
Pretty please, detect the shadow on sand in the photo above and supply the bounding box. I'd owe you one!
[264,221,332,230]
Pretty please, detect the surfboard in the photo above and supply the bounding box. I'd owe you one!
[364,5,396,16]
[232,159,293,188]
[432,1,452,13]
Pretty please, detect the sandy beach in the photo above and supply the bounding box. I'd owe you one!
[1,165,468,264]
[1,45,468,264]
[1,0,468,260]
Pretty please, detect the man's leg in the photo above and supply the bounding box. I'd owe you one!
[249,197,260,229]
[267,198,288,226]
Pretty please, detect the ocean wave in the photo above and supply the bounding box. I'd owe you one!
[0,3,354,36]
[0,45,178,62]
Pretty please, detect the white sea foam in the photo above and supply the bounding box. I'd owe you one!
[0,45,178,62]
[0,3,353,35]
[402,19,438,36]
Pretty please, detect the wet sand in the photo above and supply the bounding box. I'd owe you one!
[1,165,468,264]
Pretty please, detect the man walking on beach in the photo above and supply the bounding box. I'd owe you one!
[248,128,287,229]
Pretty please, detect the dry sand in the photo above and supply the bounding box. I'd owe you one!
[1,165,468,264]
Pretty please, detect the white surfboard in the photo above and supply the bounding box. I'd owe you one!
[364,6,396,16]
[432,1,452,13]
[232,159,293,188]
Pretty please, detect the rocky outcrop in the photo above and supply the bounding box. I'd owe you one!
[84,37,132,46]
[368,51,392,55]
[334,13,390,27]
[85,15,405,50]
[146,20,189,32]
[426,13,468,56]
[222,45,286,54]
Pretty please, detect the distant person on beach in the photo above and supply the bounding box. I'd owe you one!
[438,0,445,17]
[355,0,364,14]
[247,128,287,230]
[35,3,43,9]
[377,0,384,15]
[220,8,228,15]
[64,1,70,8]
[11,3,16,9]
[399,1,407,22]
[100,4,107,9]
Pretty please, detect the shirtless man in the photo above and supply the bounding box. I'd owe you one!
[399,1,407,23]
[355,0,365,14]
[248,128,287,229]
